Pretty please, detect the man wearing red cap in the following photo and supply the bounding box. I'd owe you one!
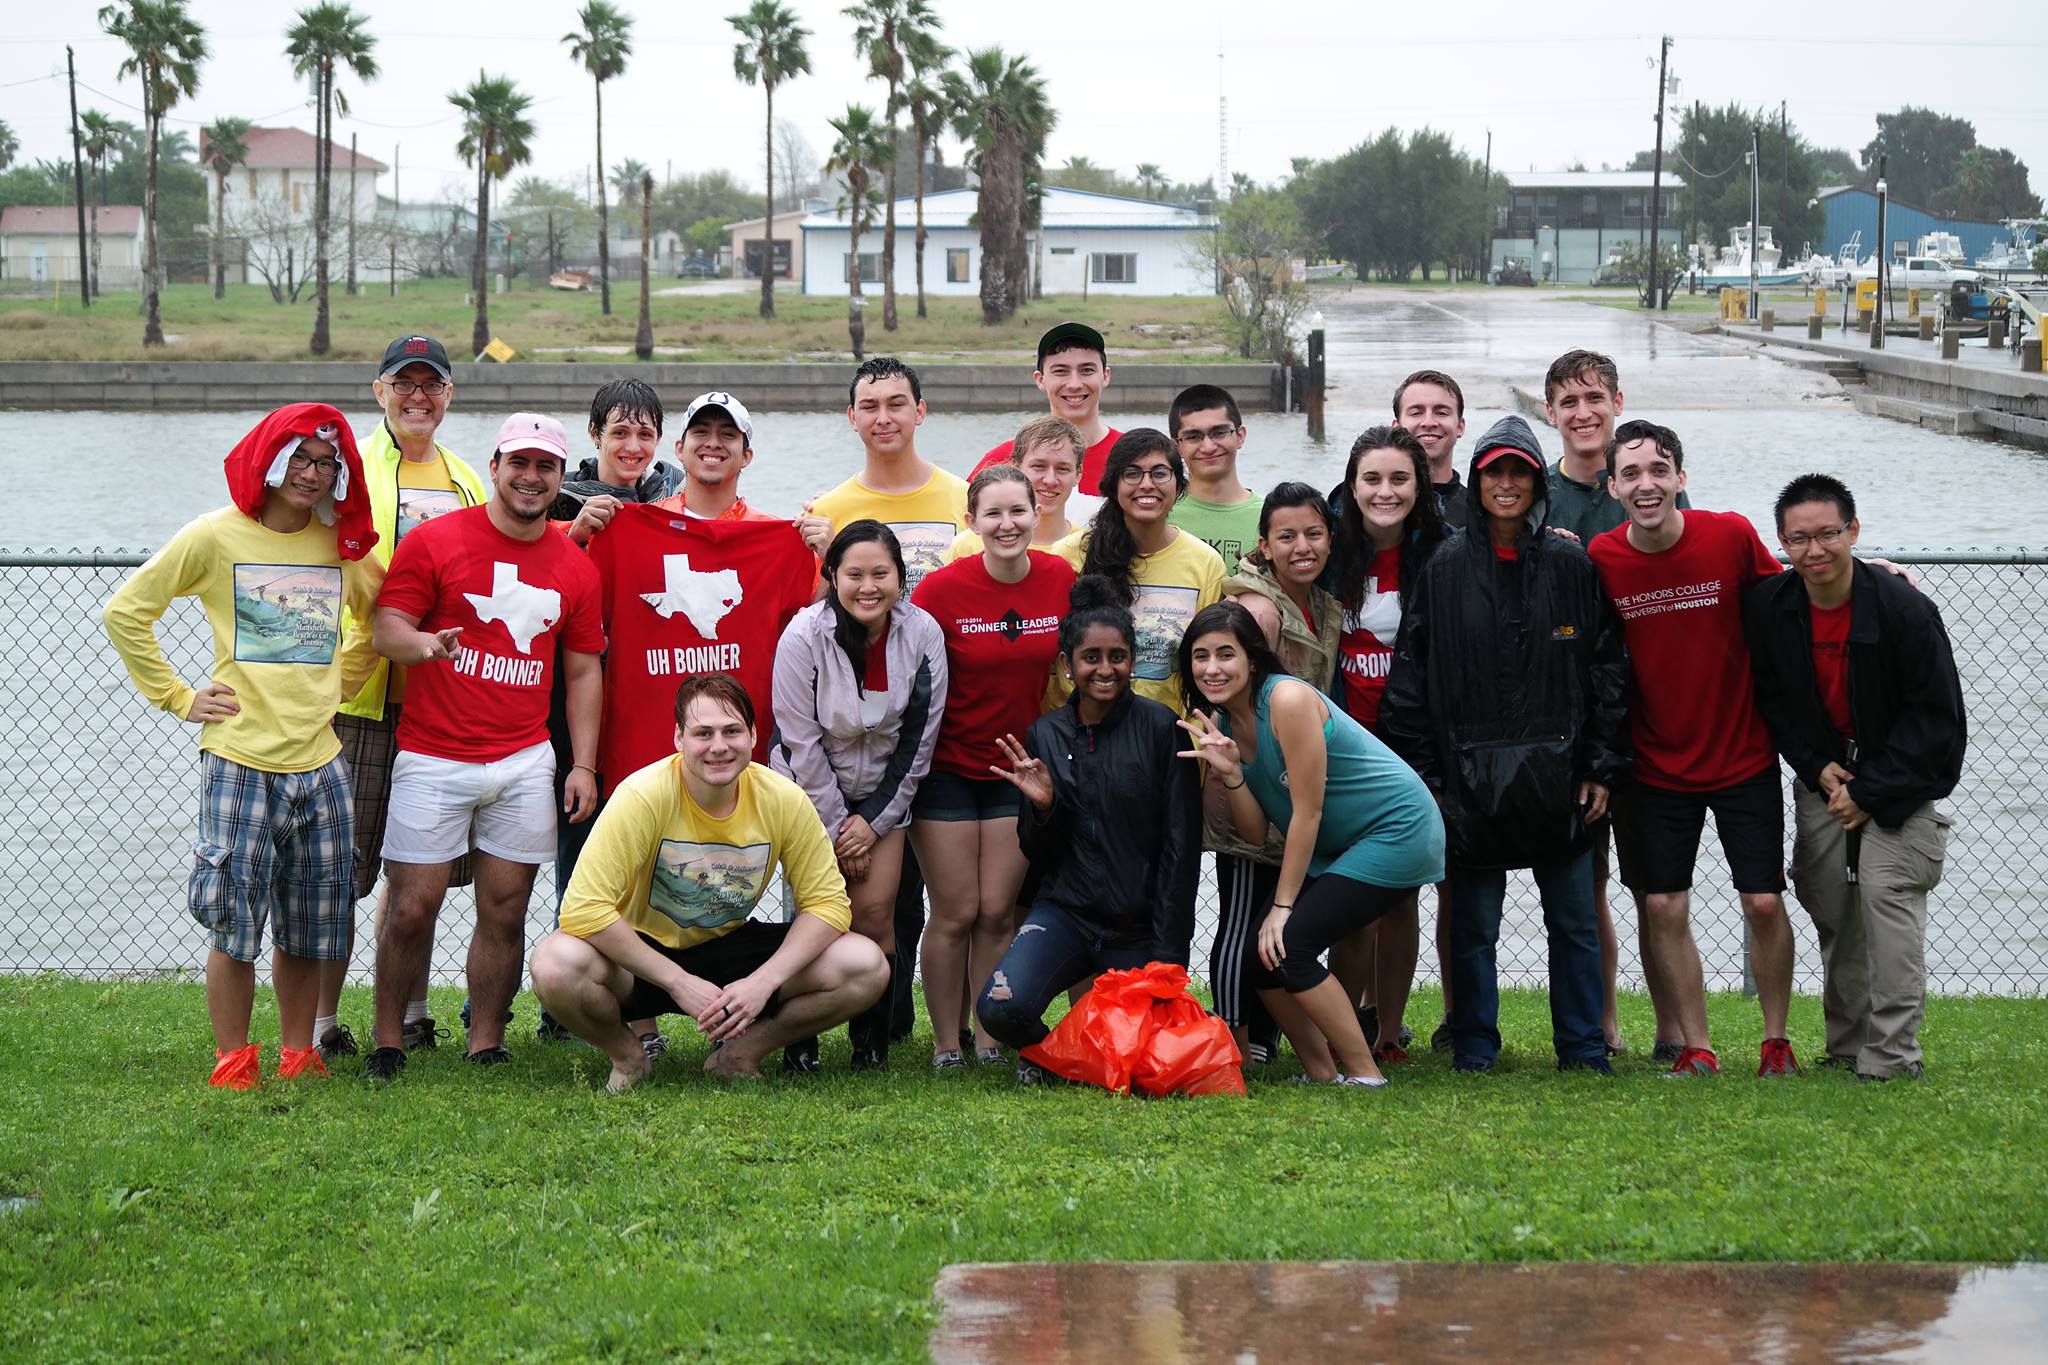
[363,412,605,1079]
[1380,413,1630,1075]
[104,403,385,1089]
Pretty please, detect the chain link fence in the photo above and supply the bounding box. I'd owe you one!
[3,550,2042,996]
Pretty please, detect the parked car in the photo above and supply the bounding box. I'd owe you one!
[675,253,719,279]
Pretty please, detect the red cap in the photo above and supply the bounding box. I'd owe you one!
[1475,445,1543,472]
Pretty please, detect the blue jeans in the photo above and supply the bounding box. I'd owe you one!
[1447,850,1604,1066]
[977,905,1152,1050]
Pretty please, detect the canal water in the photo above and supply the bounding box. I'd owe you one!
[2,289,2041,994]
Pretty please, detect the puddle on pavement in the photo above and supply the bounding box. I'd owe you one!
[930,1260,2048,1364]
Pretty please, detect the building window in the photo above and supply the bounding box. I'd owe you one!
[291,180,302,214]
[742,239,792,278]
[1090,252,1137,284]
[843,251,882,284]
[945,247,970,282]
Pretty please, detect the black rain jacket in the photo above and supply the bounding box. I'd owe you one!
[550,457,683,521]
[1379,415,1631,871]
[1742,557,1966,830]
[1018,689,1200,964]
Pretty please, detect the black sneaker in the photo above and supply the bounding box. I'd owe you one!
[1558,1055,1615,1075]
[1396,1024,1414,1050]
[465,1046,511,1066]
[1650,1040,1685,1065]
[1857,1061,1924,1083]
[851,1045,889,1072]
[933,1050,966,1071]
[782,1038,821,1075]
[638,1032,669,1061]
[316,1023,359,1062]
[536,1012,574,1043]
[1429,1020,1455,1054]
[401,1016,448,1053]
[1015,1060,1047,1085]
[362,1047,406,1081]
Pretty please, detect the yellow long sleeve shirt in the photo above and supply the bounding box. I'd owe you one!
[560,758,851,950]
[102,507,384,774]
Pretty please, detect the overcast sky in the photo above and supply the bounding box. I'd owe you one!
[7,0,2046,210]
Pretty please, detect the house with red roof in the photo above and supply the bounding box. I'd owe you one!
[202,125,386,285]
[0,205,145,289]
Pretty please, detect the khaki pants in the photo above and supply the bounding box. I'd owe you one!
[1789,785,1950,1076]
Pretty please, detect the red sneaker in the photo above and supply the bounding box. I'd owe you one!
[1662,1046,1721,1078]
[278,1045,329,1081]
[1758,1037,1803,1078]
[208,1043,262,1091]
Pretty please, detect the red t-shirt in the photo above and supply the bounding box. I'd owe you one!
[1589,509,1784,791]
[1809,600,1854,739]
[1337,545,1403,732]
[970,427,1123,498]
[911,550,1076,778]
[587,504,816,793]
[377,505,605,763]
[863,627,890,691]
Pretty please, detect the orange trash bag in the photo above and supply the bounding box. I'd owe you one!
[1022,962,1245,1097]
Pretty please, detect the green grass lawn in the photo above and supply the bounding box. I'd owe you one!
[2,976,2041,1362]
[0,279,1234,366]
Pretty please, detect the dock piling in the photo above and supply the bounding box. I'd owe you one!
[2025,340,2043,375]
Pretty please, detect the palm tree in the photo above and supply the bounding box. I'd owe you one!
[610,157,650,217]
[99,1,208,346]
[943,46,1053,325]
[79,110,122,299]
[0,120,17,170]
[845,0,941,333]
[564,1,632,317]
[1135,162,1163,201]
[450,72,535,357]
[824,104,894,361]
[634,170,654,360]
[899,36,952,320]
[199,117,249,301]
[728,0,810,320]
[286,3,377,355]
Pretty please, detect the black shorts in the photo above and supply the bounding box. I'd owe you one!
[910,769,1021,822]
[1612,766,1786,896]
[619,921,791,1020]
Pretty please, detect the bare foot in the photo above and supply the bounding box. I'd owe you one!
[606,1055,652,1094]
[704,1044,764,1078]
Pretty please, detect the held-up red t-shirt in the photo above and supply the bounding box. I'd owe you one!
[377,505,605,764]
[1588,509,1784,791]
[970,427,1123,498]
[911,550,1076,778]
[587,505,816,793]
[1337,545,1403,732]
[1809,600,1855,739]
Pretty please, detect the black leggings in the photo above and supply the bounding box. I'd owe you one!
[1245,872,1411,995]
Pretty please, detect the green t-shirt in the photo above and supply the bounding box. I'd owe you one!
[1169,490,1263,575]
[1545,459,1691,542]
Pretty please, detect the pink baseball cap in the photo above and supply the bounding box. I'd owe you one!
[494,411,570,463]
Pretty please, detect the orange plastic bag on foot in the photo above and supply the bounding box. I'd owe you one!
[209,1043,261,1091]
[1022,963,1243,1096]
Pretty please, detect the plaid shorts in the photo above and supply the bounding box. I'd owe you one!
[189,752,356,963]
[335,705,473,899]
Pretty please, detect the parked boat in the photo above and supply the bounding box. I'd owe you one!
[548,270,593,291]
[1976,220,2042,279]
[1693,225,1804,289]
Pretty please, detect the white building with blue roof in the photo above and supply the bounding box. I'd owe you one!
[799,186,1219,298]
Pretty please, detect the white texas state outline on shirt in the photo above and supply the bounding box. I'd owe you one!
[463,561,563,653]
[640,553,744,640]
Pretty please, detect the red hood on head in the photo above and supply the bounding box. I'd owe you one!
[223,402,379,561]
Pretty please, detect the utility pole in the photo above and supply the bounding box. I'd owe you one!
[1748,124,1761,321]
[393,143,400,210]
[67,46,90,308]
[1779,100,1790,243]
[1688,100,1700,292]
[1645,35,1670,309]
[347,131,358,296]
[1481,127,1492,282]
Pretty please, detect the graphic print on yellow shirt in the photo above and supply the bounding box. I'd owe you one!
[651,838,773,933]
[232,564,342,665]
[811,467,970,591]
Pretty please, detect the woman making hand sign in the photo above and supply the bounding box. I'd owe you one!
[1178,601,1445,1086]
[974,576,1201,1078]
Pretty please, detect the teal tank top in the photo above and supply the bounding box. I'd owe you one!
[1228,674,1445,888]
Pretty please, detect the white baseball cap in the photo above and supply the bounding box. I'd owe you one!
[682,391,754,443]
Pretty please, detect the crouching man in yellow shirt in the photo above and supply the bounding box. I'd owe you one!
[531,674,889,1092]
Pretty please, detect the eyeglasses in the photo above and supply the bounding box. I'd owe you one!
[1782,525,1849,550]
[1175,424,1239,446]
[384,379,449,397]
[1118,464,1178,486]
[286,453,342,477]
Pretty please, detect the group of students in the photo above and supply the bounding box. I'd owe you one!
[103,322,1966,1093]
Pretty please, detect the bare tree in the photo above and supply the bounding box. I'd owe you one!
[774,118,819,207]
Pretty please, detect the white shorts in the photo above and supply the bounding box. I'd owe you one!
[383,740,557,866]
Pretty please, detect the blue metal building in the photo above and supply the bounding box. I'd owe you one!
[1816,187,2005,263]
